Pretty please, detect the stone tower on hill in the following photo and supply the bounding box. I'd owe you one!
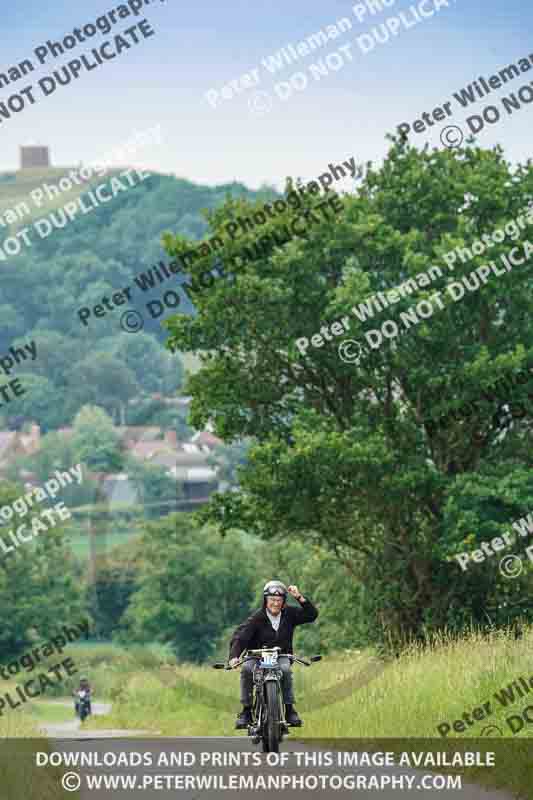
[20,145,50,170]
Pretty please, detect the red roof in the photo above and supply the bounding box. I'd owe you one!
[191,431,223,448]
[129,440,176,460]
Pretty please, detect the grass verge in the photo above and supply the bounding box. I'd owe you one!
[0,712,79,798]
[88,629,533,796]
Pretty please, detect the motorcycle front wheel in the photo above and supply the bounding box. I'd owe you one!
[262,681,280,753]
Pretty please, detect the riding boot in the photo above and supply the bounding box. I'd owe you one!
[285,704,302,726]
[235,706,252,729]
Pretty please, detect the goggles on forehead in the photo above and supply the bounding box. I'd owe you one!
[267,591,285,597]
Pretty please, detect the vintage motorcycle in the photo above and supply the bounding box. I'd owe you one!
[214,646,322,752]
[75,689,91,722]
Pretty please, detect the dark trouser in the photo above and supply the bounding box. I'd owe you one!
[240,657,294,706]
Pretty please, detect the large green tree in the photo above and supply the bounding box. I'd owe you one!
[0,482,84,657]
[111,333,184,396]
[71,405,124,472]
[7,373,62,432]
[91,546,141,640]
[163,139,533,648]
[67,353,139,425]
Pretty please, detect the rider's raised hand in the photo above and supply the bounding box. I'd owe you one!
[288,585,304,601]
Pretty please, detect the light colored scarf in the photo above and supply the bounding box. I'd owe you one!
[266,609,281,631]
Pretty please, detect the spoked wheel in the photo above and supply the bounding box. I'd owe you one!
[262,681,280,753]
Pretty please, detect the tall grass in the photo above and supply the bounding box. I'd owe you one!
[85,629,533,796]
[305,626,533,738]
[88,628,533,738]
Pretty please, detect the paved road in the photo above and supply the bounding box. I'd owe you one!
[39,700,154,739]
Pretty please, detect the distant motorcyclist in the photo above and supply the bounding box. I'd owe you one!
[229,581,318,729]
[73,676,92,717]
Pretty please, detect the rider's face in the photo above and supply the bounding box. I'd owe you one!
[266,595,284,615]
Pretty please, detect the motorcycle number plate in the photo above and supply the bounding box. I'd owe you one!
[260,654,276,666]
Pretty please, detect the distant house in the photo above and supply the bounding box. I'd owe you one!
[0,415,221,511]
[190,430,223,451]
[122,429,219,504]
[116,426,162,445]
[127,430,178,461]
[163,447,218,502]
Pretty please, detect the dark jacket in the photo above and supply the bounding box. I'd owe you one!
[229,598,318,660]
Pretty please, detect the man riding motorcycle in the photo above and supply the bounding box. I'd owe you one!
[74,676,92,717]
[229,580,318,729]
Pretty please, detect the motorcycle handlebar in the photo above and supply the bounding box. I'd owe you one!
[291,656,311,666]
[212,652,321,670]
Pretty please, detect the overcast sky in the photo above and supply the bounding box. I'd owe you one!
[1,0,531,190]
